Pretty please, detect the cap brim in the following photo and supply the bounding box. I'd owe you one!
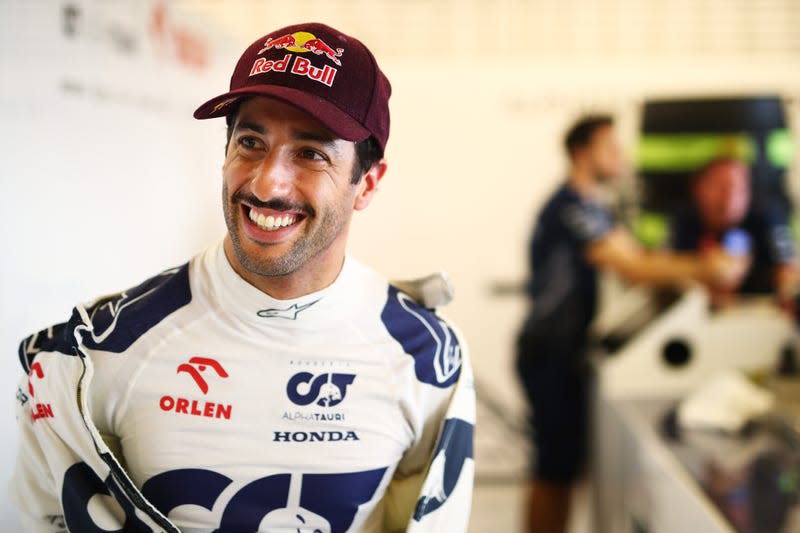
[193,85,371,143]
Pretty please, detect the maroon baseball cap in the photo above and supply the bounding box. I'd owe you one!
[194,22,391,152]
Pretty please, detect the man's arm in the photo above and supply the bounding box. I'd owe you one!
[10,374,67,533]
[382,322,474,533]
[383,385,472,533]
[586,227,750,289]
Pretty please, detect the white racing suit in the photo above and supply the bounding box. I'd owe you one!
[10,241,475,532]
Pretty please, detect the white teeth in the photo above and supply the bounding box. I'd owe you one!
[248,208,297,231]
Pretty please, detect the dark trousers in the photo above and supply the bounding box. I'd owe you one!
[516,325,590,483]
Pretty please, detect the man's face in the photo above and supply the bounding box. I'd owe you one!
[586,125,624,182]
[693,161,751,232]
[222,97,363,278]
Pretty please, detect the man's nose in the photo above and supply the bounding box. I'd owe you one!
[251,152,293,200]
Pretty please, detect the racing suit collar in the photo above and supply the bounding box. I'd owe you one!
[209,239,351,325]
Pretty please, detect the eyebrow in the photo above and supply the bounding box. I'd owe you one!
[292,130,337,146]
[235,121,337,144]
[234,121,265,135]
[234,120,344,155]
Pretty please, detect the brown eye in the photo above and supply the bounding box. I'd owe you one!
[299,148,325,161]
[238,136,259,149]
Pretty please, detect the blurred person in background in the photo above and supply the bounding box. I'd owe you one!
[670,157,799,309]
[516,115,750,533]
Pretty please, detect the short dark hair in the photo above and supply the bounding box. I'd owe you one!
[225,103,382,185]
[564,114,614,159]
[351,136,383,184]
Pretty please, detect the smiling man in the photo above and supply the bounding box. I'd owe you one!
[11,23,474,533]
[222,97,381,298]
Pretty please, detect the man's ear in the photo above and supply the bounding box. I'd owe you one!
[354,159,387,211]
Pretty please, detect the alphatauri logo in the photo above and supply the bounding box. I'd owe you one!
[287,372,356,407]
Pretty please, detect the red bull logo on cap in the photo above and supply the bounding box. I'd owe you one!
[258,31,344,65]
[250,30,343,88]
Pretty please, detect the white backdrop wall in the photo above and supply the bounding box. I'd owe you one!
[2,0,800,528]
[0,1,233,527]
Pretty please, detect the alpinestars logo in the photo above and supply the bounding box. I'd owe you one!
[160,357,233,420]
[83,268,182,348]
[257,299,319,320]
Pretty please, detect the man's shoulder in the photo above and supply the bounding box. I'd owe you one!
[542,188,613,246]
[540,185,607,226]
[78,263,193,353]
[323,256,464,389]
[379,284,463,389]
[539,184,574,218]
[18,262,193,372]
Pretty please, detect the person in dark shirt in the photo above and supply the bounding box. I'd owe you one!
[671,157,798,306]
[516,116,750,533]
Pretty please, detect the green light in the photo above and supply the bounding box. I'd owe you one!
[638,133,755,172]
[767,129,795,168]
[634,211,670,249]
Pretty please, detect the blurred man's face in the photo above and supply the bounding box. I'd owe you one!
[692,161,751,232]
[587,125,624,182]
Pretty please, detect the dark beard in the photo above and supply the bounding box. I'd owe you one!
[222,182,348,277]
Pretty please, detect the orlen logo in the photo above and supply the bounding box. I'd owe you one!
[177,356,228,394]
[159,357,232,420]
[28,361,44,396]
[28,361,54,422]
[258,31,343,65]
[287,372,355,407]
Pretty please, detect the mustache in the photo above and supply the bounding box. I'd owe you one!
[232,192,315,217]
